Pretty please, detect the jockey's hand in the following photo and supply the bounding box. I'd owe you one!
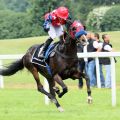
[46,14,52,22]
[75,30,87,39]
[43,20,50,32]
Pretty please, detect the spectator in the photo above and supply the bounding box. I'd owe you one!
[85,32,100,87]
[100,34,113,88]
[94,33,105,88]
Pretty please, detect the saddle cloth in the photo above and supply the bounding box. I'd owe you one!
[31,43,56,67]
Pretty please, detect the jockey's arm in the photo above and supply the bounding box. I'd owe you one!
[43,14,52,32]
[65,16,73,31]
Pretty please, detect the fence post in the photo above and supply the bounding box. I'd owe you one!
[110,57,116,106]
[95,57,101,88]
[0,60,4,88]
[44,78,49,105]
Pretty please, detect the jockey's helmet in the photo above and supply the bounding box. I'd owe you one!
[56,6,69,20]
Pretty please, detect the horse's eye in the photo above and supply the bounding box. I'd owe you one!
[72,27,76,31]
[82,39,86,42]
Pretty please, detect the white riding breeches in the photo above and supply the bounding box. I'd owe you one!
[48,23,64,39]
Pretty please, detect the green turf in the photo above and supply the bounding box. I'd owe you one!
[0,31,120,120]
[0,88,120,120]
[0,36,48,54]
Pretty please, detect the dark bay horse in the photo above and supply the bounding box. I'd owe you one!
[0,32,92,112]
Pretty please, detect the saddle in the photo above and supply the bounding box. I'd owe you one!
[31,43,58,75]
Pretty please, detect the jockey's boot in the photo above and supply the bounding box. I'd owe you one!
[39,37,53,58]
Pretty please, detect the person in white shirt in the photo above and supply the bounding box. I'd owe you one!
[99,34,113,88]
[84,32,100,87]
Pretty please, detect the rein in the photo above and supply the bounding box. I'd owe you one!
[54,40,77,59]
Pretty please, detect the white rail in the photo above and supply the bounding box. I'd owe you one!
[0,52,120,106]
[0,54,24,59]
[0,54,24,88]
[77,52,120,107]
[0,60,4,88]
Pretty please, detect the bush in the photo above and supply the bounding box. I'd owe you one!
[100,6,120,31]
[86,6,112,31]
[0,10,45,39]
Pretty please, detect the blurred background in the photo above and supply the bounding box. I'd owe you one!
[0,0,120,39]
[0,1,120,120]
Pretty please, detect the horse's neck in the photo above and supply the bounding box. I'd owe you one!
[58,33,77,56]
[63,40,77,56]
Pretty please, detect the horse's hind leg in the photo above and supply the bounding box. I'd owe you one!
[82,73,92,104]
[48,80,64,112]
[54,74,68,98]
[30,66,63,111]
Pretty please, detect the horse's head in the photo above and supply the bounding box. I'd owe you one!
[62,30,88,46]
[77,34,88,46]
[66,20,88,46]
[57,20,88,56]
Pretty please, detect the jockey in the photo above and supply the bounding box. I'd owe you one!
[40,6,87,58]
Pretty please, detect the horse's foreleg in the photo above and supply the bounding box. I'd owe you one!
[54,74,68,98]
[82,73,92,104]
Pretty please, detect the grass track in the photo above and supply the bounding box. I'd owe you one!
[0,88,120,120]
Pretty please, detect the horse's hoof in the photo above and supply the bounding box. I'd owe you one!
[58,94,63,98]
[58,107,64,112]
[87,96,93,104]
[53,86,60,95]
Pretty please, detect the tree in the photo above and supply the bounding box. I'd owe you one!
[100,6,120,31]
[90,0,120,5]
[3,0,30,12]
[31,0,59,25]
[0,0,6,10]
[86,6,112,31]
[0,10,40,39]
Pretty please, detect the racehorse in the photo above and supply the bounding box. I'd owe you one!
[0,32,92,112]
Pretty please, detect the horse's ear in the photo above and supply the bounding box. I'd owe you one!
[59,32,67,44]
[63,31,67,39]
[64,35,70,45]
[60,31,71,45]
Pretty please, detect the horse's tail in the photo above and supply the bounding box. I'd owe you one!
[0,59,24,76]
